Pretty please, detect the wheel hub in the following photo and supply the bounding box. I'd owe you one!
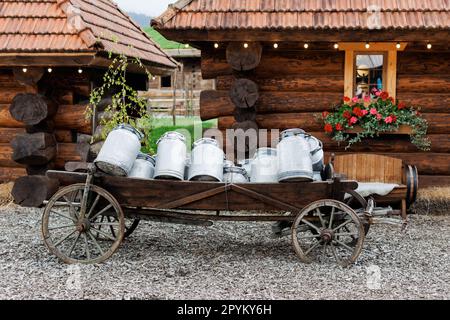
[320,229,334,243]
[76,219,91,233]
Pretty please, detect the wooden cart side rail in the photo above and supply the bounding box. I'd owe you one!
[46,170,359,212]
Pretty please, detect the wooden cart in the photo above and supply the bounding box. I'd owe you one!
[42,166,405,267]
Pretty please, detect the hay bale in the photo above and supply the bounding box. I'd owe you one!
[412,187,450,216]
[0,182,14,207]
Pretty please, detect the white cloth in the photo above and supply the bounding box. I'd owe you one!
[346,182,399,199]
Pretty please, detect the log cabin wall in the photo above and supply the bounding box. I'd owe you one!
[199,44,450,188]
[0,68,92,183]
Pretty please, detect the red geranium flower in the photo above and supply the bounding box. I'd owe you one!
[388,97,395,103]
[380,91,389,100]
[391,115,397,123]
[335,123,343,131]
[343,96,351,103]
[353,107,363,117]
[322,111,330,118]
[350,117,358,125]
[343,110,352,119]
[324,123,333,133]
[398,102,406,110]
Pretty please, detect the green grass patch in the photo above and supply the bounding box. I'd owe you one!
[143,117,217,154]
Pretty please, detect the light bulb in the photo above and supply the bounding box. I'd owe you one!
[427,43,432,50]
[243,43,249,49]
[334,43,339,49]
[22,68,27,73]
[273,43,279,49]
[396,42,401,49]
[304,43,309,49]
[47,68,53,73]
[365,42,370,49]
[214,43,219,49]
[184,44,189,48]
[78,68,83,74]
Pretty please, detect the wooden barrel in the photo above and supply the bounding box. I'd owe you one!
[405,165,419,208]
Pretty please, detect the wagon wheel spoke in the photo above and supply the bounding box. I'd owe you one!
[106,216,117,239]
[82,233,91,260]
[328,207,335,229]
[330,243,342,265]
[87,230,105,256]
[304,239,322,256]
[54,229,78,248]
[321,242,328,262]
[315,208,327,228]
[42,184,124,264]
[67,232,82,257]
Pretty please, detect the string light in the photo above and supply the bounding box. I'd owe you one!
[396,42,401,49]
[47,67,53,73]
[78,68,83,74]
[273,43,279,49]
[427,43,432,50]
[365,42,370,49]
[22,68,27,73]
[152,76,156,81]
[214,43,219,49]
[184,44,189,48]
[304,43,309,49]
[334,43,339,49]
[243,43,249,49]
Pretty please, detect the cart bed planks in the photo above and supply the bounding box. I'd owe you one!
[46,170,358,212]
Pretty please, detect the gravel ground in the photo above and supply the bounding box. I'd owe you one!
[0,206,449,300]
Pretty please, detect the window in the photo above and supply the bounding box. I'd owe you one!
[340,42,406,100]
[355,53,385,98]
[161,75,172,88]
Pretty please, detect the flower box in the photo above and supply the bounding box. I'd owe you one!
[345,125,413,135]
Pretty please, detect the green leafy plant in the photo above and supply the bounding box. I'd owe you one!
[86,52,154,153]
[319,89,431,151]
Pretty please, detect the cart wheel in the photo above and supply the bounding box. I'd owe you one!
[42,183,125,264]
[345,190,371,235]
[292,200,365,267]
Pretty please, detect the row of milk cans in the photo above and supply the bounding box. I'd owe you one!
[94,125,324,183]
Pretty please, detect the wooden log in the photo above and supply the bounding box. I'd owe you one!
[25,119,55,134]
[0,105,26,128]
[200,90,340,120]
[229,79,259,109]
[0,167,27,183]
[0,127,26,143]
[13,67,44,85]
[54,130,75,143]
[397,52,450,75]
[0,86,37,104]
[10,93,58,126]
[10,133,57,166]
[396,93,450,113]
[397,75,450,93]
[226,42,262,71]
[12,176,59,207]
[26,163,55,176]
[218,113,450,134]
[202,49,344,79]
[234,108,257,122]
[55,143,87,169]
[54,104,92,134]
[419,175,450,188]
[216,74,344,92]
[0,144,25,168]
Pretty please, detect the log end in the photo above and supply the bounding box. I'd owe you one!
[12,175,59,208]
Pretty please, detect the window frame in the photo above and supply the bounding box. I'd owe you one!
[339,42,407,100]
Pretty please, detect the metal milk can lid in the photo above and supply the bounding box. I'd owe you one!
[113,124,144,141]
[158,131,186,144]
[193,137,219,148]
[136,152,156,165]
[280,128,307,140]
[224,166,249,178]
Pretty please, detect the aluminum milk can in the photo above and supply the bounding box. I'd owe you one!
[250,148,278,183]
[189,138,224,182]
[277,129,313,182]
[308,135,325,172]
[224,166,249,184]
[128,153,156,179]
[154,131,187,180]
[95,124,143,176]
